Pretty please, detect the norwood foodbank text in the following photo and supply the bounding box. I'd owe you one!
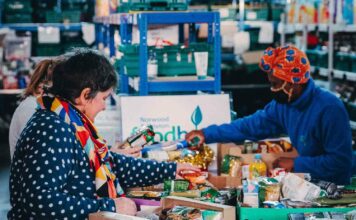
[130,126,187,142]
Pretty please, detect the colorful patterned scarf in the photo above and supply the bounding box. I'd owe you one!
[37,94,123,198]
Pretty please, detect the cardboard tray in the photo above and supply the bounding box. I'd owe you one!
[161,196,236,219]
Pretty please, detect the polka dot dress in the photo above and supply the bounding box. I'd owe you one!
[8,110,177,219]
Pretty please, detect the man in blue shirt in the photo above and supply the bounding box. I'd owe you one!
[186,46,354,185]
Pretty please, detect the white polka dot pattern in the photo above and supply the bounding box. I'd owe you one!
[9,110,177,219]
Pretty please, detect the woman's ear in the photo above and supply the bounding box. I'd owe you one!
[77,88,91,105]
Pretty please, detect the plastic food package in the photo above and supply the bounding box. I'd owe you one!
[220,155,242,177]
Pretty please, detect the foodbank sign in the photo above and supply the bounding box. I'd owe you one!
[120,95,231,142]
[130,106,204,142]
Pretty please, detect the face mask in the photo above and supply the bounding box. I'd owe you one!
[270,81,294,104]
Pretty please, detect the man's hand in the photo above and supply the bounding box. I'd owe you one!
[273,157,295,172]
[113,197,137,216]
[185,130,205,146]
[111,144,142,158]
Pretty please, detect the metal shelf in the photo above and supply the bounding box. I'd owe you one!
[333,69,356,82]
[222,84,270,89]
[278,23,356,33]
[0,23,83,31]
[117,11,221,95]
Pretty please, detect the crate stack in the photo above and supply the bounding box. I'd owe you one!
[117,0,188,12]
[4,0,33,23]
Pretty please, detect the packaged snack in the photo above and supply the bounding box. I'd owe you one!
[164,206,202,220]
[258,178,281,205]
[127,191,168,199]
[262,201,285,209]
[282,173,321,202]
[221,155,242,177]
[179,170,208,185]
[164,179,190,192]
[243,193,259,208]
[170,190,201,198]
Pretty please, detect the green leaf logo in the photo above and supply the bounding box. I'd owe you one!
[191,106,203,130]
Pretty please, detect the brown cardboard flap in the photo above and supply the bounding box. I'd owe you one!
[208,174,241,189]
[218,143,299,171]
[161,196,236,219]
[229,145,298,170]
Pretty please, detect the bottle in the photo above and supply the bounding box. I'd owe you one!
[119,125,155,149]
[249,154,267,180]
[147,49,158,79]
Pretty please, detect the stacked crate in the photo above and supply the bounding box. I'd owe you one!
[4,0,33,23]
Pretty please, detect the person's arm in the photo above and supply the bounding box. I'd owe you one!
[203,101,284,143]
[111,153,177,188]
[15,122,116,218]
[294,105,353,185]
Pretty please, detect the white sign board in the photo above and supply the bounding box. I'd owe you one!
[120,94,231,141]
[120,94,232,172]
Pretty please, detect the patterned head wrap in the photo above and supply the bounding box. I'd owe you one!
[259,45,311,84]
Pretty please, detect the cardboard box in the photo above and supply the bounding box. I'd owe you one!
[208,174,241,189]
[218,143,299,173]
[161,196,236,220]
[89,212,148,220]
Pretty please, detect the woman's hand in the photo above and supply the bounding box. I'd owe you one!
[185,130,205,146]
[113,197,137,216]
[111,145,142,158]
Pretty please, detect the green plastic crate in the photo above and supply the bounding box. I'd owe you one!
[334,52,351,71]
[237,207,354,220]
[272,7,284,21]
[245,8,269,21]
[213,8,236,21]
[349,54,356,73]
[5,13,32,23]
[118,0,188,12]
[62,10,82,23]
[119,43,214,77]
[36,44,63,56]
[306,50,328,68]
[247,28,270,51]
[45,11,63,23]
[4,0,33,13]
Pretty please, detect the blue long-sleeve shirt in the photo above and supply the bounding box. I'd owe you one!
[203,79,353,185]
[9,110,176,219]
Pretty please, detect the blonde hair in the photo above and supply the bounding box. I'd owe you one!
[22,58,63,99]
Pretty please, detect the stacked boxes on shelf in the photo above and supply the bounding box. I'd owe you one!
[306,50,328,69]
[4,0,33,23]
[117,0,188,12]
[119,43,215,77]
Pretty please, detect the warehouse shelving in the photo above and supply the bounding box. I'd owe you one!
[95,12,221,95]
[0,23,83,32]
